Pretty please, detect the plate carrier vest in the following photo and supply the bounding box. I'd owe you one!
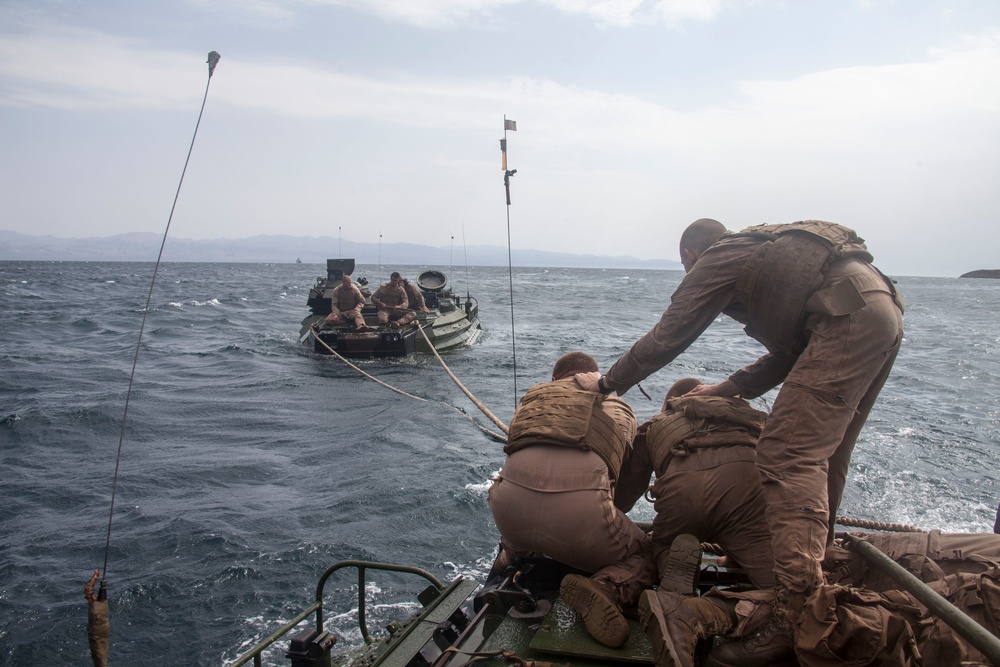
[504,378,633,479]
[731,220,876,354]
[645,396,767,475]
[331,284,364,312]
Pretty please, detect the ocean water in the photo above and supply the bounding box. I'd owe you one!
[1,260,998,665]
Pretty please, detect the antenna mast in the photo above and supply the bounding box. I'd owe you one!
[501,115,519,406]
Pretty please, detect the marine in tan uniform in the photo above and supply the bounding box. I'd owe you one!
[402,279,431,313]
[632,377,774,667]
[580,219,904,665]
[371,271,415,327]
[643,377,775,590]
[323,274,366,330]
[488,351,656,648]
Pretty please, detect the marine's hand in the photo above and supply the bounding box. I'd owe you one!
[84,569,100,603]
[575,371,601,392]
[683,379,740,398]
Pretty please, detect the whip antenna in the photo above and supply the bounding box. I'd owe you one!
[500,115,518,407]
[87,51,221,667]
[462,222,471,296]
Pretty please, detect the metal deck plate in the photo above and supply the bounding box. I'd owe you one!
[528,598,653,664]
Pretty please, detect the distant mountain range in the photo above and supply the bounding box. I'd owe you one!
[0,230,682,270]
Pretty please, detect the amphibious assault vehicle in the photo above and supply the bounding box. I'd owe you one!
[301,259,482,358]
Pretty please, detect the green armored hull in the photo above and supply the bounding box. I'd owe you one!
[231,556,667,667]
[232,521,1000,667]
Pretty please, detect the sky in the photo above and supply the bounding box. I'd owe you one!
[0,1,998,276]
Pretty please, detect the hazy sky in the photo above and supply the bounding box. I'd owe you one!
[1,1,998,276]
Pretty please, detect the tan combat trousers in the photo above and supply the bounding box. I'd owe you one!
[756,264,904,597]
[377,308,416,325]
[488,445,656,610]
[651,446,775,589]
[328,309,365,328]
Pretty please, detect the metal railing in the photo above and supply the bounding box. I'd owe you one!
[228,560,445,667]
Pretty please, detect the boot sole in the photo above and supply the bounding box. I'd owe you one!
[560,574,629,648]
[659,533,702,595]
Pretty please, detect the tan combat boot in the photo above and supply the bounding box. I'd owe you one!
[639,590,735,667]
[560,574,630,648]
[703,592,801,667]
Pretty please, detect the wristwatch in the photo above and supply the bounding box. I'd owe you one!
[597,375,613,395]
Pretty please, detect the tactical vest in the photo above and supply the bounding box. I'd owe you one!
[504,378,633,478]
[375,283,406,308]
[645,396,766,475]
[332,285,362,312]
[731,220,876,354]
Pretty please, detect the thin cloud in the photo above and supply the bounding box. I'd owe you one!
[3,25,998,160]
[201,0,728,28]
[0,27,209,110]
[187,0,297,21]
[543,0,724,27]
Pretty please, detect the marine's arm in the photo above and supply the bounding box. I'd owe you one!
[372,285,386,308]
[613,422,653,513]
[604,249,741,394]
[726,351,797,399]
[684,378,741,398]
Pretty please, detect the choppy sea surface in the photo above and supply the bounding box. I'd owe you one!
[2,260,999,665]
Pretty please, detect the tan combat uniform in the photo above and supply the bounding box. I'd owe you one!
[642,395,775,589]
[605,221,904,600]
[326,283,366,329]
[404,282,427,311]
[372,282,414,326]
[488,377,656,612]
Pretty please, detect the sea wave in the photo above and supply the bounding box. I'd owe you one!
[1,261,998,665]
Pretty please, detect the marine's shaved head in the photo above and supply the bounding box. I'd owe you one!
[679,218,727,258]
[552,351,599,380]
[663,377,702,409]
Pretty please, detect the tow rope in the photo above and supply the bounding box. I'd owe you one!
[835,516,925,533]
[416,324,508,435]
[306,323,509,442]
[308,324,427,401]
